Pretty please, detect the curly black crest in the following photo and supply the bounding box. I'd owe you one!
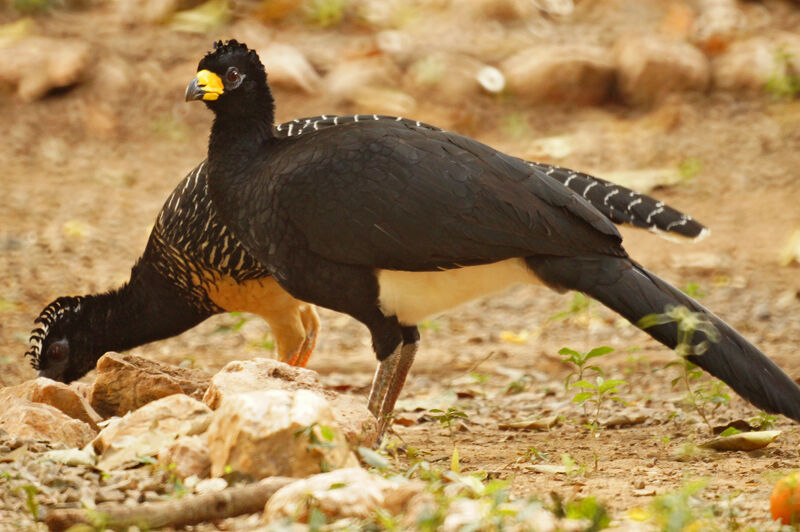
[198,39,265,78]
[26,296,83,370]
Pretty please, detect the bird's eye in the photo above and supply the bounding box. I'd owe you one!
[226,67,240,84]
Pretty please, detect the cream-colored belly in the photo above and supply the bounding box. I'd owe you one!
[377,258,540,325]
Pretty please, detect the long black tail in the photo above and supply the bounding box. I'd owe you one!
[527,255,800,422]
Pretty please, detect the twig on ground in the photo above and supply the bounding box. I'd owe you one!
[44,476,295,532]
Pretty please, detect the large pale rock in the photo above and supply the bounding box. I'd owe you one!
[501,44,615,105]
[0,397,95,448]
[0,377,102,429]
[93,394,212,471]
[0,37,90,101]
[203,358,377,446]
[263,467,423,523]
[713,33,800,92]
[91,352,211,418]
[207,389,358,479]
[158,435,211,479]
[615,36,709,106]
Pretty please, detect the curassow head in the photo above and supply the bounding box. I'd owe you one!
[26,296,97,382]
[185,39,271,118]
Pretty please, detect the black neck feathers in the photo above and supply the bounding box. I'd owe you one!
[32,261,212,382]
[93,261,213,354]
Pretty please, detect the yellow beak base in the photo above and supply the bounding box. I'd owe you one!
[185,70,224,102]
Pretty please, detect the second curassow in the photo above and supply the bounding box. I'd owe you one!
[184,40,800,433]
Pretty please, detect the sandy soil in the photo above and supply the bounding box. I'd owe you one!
[2,1,800,529]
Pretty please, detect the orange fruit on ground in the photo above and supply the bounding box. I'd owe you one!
[771,472,800,525]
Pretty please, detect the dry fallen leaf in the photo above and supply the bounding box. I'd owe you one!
[779,229,800,267]
[499,416,560,431]
[700,430,781,451]
[499,330,529,344]
[526,464,567,474]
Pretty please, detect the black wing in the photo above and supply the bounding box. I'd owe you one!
[264,121,627,272]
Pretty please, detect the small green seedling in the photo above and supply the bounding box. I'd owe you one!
[295,423,337,450]
[429,407,468,437]
[550,292,594,322]
[215,311,248,334]
[560,345,614,390]
[305,0,348,27]
[766,49,800,100]
[503,374,532,395]
[571,376,628,433]
[750,412,778,430]
[678,157,703,181]
[639,305,722,431]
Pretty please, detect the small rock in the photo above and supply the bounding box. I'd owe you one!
[0,397,95,448]
[263,467,423,523]
[204,358,377,446]
[501,44,615,105]
[93,394,212,471]
[615,36,709,106]
[91,352,211,418]
[0,36,90,101]
[0,377,102,429]
[692,0,745,54]
[207,389,357,479]
[157,435,211,479]
[442,499,492,532]
[713,33,800,92]
[406,52,503,102]
[195,477,227,495]
[42,448,96,467]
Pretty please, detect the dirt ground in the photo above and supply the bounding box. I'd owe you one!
[2,1,800,529]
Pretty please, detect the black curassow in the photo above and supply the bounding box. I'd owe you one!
[183,40,800,433]
[27,114,696,383]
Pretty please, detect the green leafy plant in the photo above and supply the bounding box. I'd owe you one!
[678,157,703,181]
[571,376,628,433]
[550,292,594,321]
[429,407,468,437]
[419,319,441,333]
[15,484,39,519]
[215,311,248,334]
[250,333,276,352]
[13,0,54,13]
[639,305,722,431]
[765,48,800,100]
[560,345,614,390]
[683,282,706,299]
[295,423,338,472]
[750,412,778,430]
[305,0,348,26]
[636,479,716,532]
[551,493,610,532]
[503,374,532,395]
